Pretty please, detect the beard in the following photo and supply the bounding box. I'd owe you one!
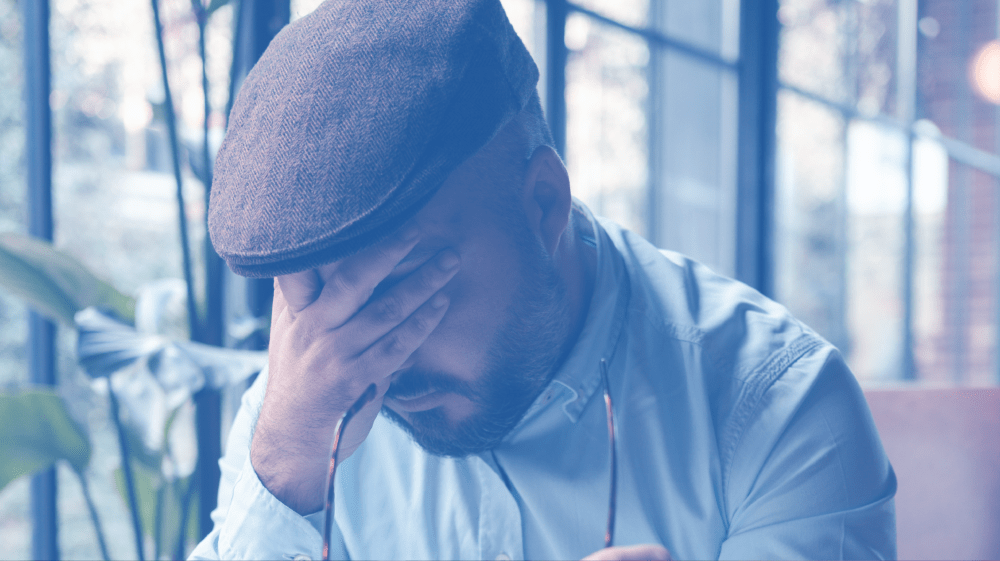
[381,229,574,457]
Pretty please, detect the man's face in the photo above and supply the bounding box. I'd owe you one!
[376,152,572,457]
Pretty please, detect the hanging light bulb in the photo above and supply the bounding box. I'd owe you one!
[969,40,1000,105]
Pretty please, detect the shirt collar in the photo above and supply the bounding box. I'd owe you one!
[514,201,632,426]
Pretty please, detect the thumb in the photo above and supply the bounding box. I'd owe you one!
[276,269,322,312]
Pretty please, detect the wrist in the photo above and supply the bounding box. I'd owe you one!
[250,421,330,514]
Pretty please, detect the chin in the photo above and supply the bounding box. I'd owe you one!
[380,403,510,458]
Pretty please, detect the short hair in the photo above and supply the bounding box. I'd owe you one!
[472,89,556,203]
[511,90,556,163]
[463,90,558,246]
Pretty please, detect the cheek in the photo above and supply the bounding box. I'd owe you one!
[420,238,522,375]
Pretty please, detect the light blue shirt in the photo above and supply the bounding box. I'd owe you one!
[191,206,896,560]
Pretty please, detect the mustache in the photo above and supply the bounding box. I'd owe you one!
[385,368,472,400]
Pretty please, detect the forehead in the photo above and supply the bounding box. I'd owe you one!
[408,146,505,232]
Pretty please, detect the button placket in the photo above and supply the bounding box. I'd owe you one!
[476,457,523,561]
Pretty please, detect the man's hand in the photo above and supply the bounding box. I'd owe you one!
[250,227,460,514]
[581,545,672,561]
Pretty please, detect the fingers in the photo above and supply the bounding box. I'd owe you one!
[581,545,672,561]
[340,248,460,353]
[357,289,450,373]
[312,227,421,326]
[276,269,322,313]
[272,278,288,318]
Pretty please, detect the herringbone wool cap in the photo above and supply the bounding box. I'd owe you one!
[208,0,539,278]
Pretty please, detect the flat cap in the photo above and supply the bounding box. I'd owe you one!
[209,0,539,278]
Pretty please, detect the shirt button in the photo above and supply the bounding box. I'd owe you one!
[292,555,311,561]
[495,554,511,561]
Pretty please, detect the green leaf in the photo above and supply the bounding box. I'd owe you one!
[114,461,159,540]
[114,462,193,557]
[205,0,228,15]
[0,388,91,491]
[0,233,135,325]
[156,477,191,557]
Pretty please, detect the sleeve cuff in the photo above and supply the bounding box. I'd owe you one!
[216,455,331,560]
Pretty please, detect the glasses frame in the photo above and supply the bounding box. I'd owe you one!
[320,361,620,558]
[601,358,618,549]
[323,383,378,561]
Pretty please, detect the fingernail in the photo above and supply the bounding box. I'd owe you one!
[431,293,449,308]
[399,226,420,241]
[437,250,460,270]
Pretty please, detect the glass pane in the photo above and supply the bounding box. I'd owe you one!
[650,0,740,61]
[911,130,949,383]
[571,0,739,60]
[0,478,29,561]
[50,0,232,298]
[779,0,900,116]
[844,119,907,381]
[45,0,233,556]
[914,155,1000,386]
[649,52,739,276]
[775,92,851,359]
[778,100,920,383]
[855,0,899,117]
[0,1,28,558]
[291,0,324,21]
[565,19,650,238]
[570,0,648,29]
[0,0,26,386]
[917,1,1000,154]
[779,0,851,102]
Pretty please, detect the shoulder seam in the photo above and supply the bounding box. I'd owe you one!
[718,332,826,526]
[631,303,707,346]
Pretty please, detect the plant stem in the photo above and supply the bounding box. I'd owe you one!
[150,0,201,343]
[174,476,195,561]
[154,483,165,560]
[76,468,111,561]
[198,7,212,194]
[108,385,146,561]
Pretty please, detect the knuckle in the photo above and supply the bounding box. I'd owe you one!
[373,295,405,323]
[330,271,356,296]
[409,313,432,334]
[418,267,443,290]
[374,244,396,262]
[288,314,319,341]
[382,334,408,357]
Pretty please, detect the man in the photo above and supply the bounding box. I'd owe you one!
[192,0,896,559]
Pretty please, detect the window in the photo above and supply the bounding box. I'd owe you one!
[510,0,745,276]
[776,0,1000,384]
[0,0,234,556]
[17,0,996,556]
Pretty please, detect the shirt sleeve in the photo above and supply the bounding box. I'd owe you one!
[188,368,349,561]
[718,346,897,560]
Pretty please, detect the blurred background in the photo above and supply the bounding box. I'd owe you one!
[0,0,998,558]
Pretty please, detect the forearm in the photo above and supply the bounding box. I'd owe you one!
[189,371,346,560]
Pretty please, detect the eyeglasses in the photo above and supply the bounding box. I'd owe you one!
[323,383,377,561]
[601,358,618,549]
[322,361,620,559]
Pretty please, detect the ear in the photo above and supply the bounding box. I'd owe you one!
[521,146,572,256]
